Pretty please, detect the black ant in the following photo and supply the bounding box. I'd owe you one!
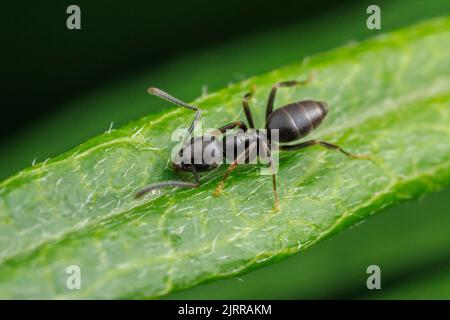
[136,76,370,210]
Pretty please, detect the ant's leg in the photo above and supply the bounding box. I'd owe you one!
[213,160,238,196]
[266,74,314,120]
[148,87,202,137]
[191,165,200,184]
[218,121,248,133]
[280,140,371,159]
[242,92,255,129]
[270,161,279,211]
[261,141,280,211]
[135,164,201,199]
[213,146,250,196]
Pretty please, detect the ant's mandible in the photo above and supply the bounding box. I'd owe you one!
[136,75,370,210]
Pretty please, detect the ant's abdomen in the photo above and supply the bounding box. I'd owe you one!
[266,100,328,142]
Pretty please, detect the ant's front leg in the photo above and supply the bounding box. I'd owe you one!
[280,140,371,160]
[213,145,250,196]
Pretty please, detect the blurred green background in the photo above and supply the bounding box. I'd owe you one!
[2,0,450,299]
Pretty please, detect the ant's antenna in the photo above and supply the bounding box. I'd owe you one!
[135,180,198,198]
[148,87,198,111]
[135,162,200,198]
[148,87,202,136]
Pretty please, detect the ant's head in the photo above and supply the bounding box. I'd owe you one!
[172,135,222,173]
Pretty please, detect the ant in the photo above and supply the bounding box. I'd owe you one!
[135,75,370,210]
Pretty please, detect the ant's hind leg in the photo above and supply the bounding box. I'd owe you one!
[242,92,255,129]
[280,140,371,160]
[266,73,315,119]
[270,166,279,212]
[262,142,280,211]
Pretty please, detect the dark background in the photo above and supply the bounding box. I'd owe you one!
[3,0,352,141]
[4,0,446,180]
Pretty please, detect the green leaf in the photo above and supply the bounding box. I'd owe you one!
[1,17,450,299]
[167,187,450,299]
